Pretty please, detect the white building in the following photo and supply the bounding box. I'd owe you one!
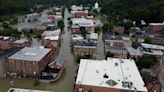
[94,2,99,9]
[71,5,83,11]
[71,18,95,27]
[75,58,148,92]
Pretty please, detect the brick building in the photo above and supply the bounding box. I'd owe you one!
[148,23,164,32]
[105,46,128,59]
[71,10,88,18]
[71,18,95,34]
[75,58,148,92]
[42,29,61,53]
[0,48,21,78]
[6,47,52,77]
[112,26,125,35]
[104,35,124,48]
[73,39,97,58]
[0,36,31,50]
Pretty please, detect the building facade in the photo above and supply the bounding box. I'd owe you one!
[6,47,52,77]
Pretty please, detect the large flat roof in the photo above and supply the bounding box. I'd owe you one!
[141,43,164,51]
[7,88,53,92]
[76,58,147,92]
[8,47,51,61]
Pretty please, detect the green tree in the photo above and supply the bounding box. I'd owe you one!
[95,26,101,33]
[102,22,116,32]
[80,27,88,38]
[136,55,157,69]
[58,20,64,31]
[144,38,152,44]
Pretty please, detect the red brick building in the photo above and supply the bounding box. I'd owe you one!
[73,40,97,58]
[71,10,88,18]
[105,46,128,59]
[0,37,31,50]
[112,26,125,35]
[42,30,61,53]
[6,47,52,77]
[148,23,164,32]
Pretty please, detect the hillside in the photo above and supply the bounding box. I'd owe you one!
[101,0,164,23]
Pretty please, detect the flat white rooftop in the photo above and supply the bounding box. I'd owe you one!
[71,18,95,27]
[76,58,147,92]
[42,29,61,37]
[141,43,164,51]
[7,88,53,92]
[8,47,51,61]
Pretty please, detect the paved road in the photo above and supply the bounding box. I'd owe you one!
[96,32,105,60]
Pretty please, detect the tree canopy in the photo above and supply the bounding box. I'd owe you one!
[136,55,157,69]
[101,0,164,23]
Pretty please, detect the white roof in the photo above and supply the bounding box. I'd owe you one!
[71,5,83,11]
[149,23,164,26]
[7,88,53,92]
[143,50,163,56]
[71,18,95,27]
[76,58,147,92]
[89,33,98,40]
[14,38,29,43]
[71,10,88,14]
[8,47,51,61]
[44,35,59,40]
[126,47,143,56]
[42,29,61,37]
[141,43,164,51]
[72,34,84,41]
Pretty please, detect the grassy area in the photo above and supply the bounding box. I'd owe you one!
[0,78,55,92]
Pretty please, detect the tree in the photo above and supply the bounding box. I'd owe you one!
[80,27,88,38]
[136,55,157,69]
[106,52,114,59]
[102,22,116,32]
[144,38,152,44]
[58,20,64,31]
[94,26,101,33]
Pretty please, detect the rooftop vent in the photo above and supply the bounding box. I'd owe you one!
[103,73,109,78]
[122,81,133,89]
[106,79,118,86]
[115,63,118,66]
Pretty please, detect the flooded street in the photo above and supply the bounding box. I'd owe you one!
[0,8,77,92]
[96,32,105,60]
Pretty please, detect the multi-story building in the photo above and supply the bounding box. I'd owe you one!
[0,36,31,50]
[71,10,88,18]
[104,33,128,58]
[104,34,124,48]
[105,46,128,59]
[0,48,21,78]
[75,58,148,92]
[73,39,97,58]
[71,18,95,34]
[139,43,164,62]
[6,47,52,77]
[148,23,164,32]
[42,29,61,53]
